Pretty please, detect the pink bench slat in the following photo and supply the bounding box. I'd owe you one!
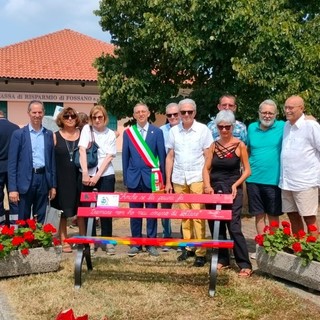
[77,207,232,220]
[80,192,233,204]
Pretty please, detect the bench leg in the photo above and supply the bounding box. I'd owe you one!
[209,249,219,297]
[74,244,93,289]
[208,219,221,297]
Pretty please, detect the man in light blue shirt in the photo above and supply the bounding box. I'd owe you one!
[8,100,56,223]
[207,95,247,144]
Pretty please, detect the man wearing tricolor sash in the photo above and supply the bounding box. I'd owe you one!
[122,103,166,257]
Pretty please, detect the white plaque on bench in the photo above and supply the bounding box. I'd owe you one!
[97,194,119,208]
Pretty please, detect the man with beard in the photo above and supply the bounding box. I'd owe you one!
[246,100,285,237]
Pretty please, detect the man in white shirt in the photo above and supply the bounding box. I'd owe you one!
[279,95,320,237]
[165,98,213,267]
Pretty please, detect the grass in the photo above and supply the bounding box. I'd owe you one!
[0,250,319,320]
[0,173,320,319]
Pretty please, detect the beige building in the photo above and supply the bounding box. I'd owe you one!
[0,29,123,149]
[0,29,168,152]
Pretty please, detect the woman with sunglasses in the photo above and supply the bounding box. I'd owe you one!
[53,107,81,253]
[203,110,252,277]
[78,105,117,254]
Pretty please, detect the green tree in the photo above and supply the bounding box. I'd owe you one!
[95,0,320,123]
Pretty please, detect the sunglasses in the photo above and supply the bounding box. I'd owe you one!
[217,125,232,131]
[92,115,104,121]
[180,110,194,115]
[63,114,77,120]
[166,113,179,118]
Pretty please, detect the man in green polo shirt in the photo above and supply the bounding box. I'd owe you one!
[246,99,285,238]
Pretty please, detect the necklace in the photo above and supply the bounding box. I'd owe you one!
[65,140,75,162]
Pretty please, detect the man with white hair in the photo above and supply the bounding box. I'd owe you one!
[165,98,213,267]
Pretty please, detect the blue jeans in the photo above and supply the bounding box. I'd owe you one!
[161,202,172,238]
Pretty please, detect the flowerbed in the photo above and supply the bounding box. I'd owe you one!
[255,221,320,266]
[0,219,60,259]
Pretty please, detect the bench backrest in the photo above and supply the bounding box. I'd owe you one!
[78,192,233,221]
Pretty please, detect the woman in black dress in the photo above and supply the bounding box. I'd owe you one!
[52,108,80,252]
[203,110,252,277]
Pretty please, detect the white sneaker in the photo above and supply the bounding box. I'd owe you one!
[106,244,116,255]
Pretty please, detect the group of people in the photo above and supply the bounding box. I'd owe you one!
[0,94,319,273]
[2,100,117,254]
[122,95,320,276]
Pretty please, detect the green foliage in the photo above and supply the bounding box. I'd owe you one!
[95,0,320,123]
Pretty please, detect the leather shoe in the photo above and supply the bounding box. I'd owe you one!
[193,256,206,267]
[177,250,195,261]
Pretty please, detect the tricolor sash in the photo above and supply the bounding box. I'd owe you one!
[127,125,163,192]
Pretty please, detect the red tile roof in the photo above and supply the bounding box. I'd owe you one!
[0,29,114,82]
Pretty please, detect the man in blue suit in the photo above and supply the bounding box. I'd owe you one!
[8,100,57,224]
[122,103,166,257]
[0,111,19,225]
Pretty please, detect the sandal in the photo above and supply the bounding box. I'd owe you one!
[238,268,253,278]
[62,244,73,253]
[217,263,229,271]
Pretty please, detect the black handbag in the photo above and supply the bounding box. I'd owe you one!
[74,126,99,168]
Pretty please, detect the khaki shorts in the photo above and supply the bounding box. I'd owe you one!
[281,187,319,216]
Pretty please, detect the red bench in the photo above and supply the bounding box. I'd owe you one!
[66,191,234,297]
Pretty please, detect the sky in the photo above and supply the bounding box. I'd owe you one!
[0,0,111,47]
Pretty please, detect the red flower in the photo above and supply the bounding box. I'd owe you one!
[307,224,318,232]
[306,236,317,243]
[12,236,25,246]
[297,230,306,239]
[281,221,290,228]
[269,231,275,235]
[225,153,233,158]
[53,238,61,246]
[292,242,303,253]
[1,225,15,236]
[23,231,35,243]
[0,244,4,251]
[263,226,270,233]
[283,227,291,236]
[21,248,29,256]
[255,234,264,246]
[27,219,37,230]
[270,221,279,228]
[16,220,27,226]
[43,224,56,234]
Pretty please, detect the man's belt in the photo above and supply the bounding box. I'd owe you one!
[33,167,45,174]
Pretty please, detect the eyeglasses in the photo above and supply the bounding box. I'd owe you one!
[92,115,104,121]
[180,110,194,115]
[259,111,275,116]
[217,125,232,131]
[166,113,179,118]
[63,114,77,120]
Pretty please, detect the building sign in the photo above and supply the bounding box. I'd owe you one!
[0,91,99,103]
